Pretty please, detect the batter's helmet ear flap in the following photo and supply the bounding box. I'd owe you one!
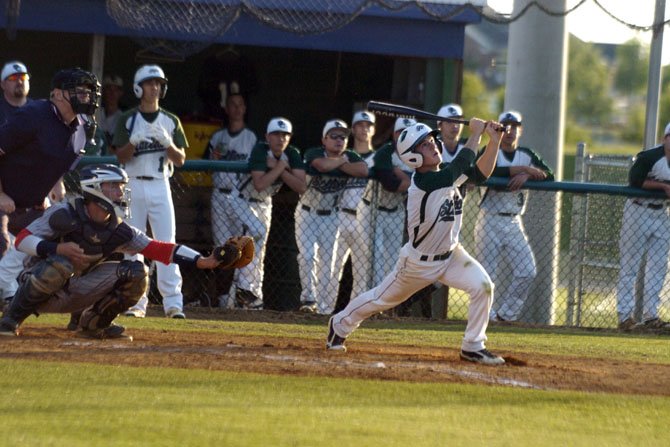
[396,123,436,169]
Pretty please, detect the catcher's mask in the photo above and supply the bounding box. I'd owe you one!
[51,68,101,116]
[79,164,131,220]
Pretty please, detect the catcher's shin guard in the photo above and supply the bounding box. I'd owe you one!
[0,255,74,332]
[78,261,147,330]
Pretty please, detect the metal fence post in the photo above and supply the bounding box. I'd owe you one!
[566,142,587,326]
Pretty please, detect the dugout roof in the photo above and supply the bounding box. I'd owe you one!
[4,0,483,59]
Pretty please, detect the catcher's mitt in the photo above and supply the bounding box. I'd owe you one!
[213,236,254,270]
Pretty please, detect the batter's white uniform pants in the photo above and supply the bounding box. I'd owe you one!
[331,243,494,352]
[475,212,536,321]
[295,205,339,314]
[126,177,183,314]
[616,200,670,321]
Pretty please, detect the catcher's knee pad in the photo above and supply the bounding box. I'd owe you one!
[29,255,74,295]
[116,260,148,307]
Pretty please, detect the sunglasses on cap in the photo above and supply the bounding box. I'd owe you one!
[5,73,28,82]
[328,133,348,141]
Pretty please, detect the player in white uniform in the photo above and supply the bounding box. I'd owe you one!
[112,64,188,319]
[358,117,414,298]
[334,111,376,303]
[238,117,306,308]
[205,93,258,308]
[475,111,554,322]
[437,103,468,162]
[616,123,670,330]
[327,120,506,365]
[295,119,368,314]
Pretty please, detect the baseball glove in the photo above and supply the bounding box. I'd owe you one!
[213,236,254,270]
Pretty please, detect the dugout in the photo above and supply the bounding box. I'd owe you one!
[1,0,482,310]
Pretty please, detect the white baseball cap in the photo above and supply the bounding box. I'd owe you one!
[267,117,293,134]
[394,117,417,133]
[498,110,523,125]
[322,119,351,138]
[352,110,375,125]
[1,61,28,81]
[437,103,463,120]
[664,122,670,137]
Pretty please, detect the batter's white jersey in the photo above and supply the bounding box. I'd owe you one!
[331,147,496,353]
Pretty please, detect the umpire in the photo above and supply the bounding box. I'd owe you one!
[0,67,100,239]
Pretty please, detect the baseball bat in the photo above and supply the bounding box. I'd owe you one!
[367,100,469,125]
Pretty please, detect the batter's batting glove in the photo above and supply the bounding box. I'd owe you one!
[148,126,173,149]
[129,129,152,147]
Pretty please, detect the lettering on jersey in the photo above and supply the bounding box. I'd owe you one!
[309,176,348,194]
[134,139,165,155]
[214,142,248,162]
[437,195,463,222]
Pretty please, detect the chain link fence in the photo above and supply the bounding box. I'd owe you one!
[73,150,670,329]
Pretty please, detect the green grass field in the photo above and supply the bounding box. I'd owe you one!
[1,314,669,446]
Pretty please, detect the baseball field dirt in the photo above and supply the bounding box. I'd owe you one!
[1,308,668,396]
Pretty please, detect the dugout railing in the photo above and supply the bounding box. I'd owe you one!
[75,153,669,329]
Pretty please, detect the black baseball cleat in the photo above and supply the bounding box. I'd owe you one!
[326,317,347,352]
[0,317,19,337]
[460,348,505,365]
[66,312,81,331]
[78,324,133,341]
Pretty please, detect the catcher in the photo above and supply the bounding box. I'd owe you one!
[0,164,253,340]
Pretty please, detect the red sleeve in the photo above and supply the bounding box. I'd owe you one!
[140,240,176,265]
[15,228,32,248]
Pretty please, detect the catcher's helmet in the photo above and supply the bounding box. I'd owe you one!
[51,68,101,116]
[133,64,168,99]
[396,123,440,169]
[79,164,131,220]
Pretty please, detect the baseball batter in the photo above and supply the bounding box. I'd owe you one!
[327,120,505,365]
[295,119,367,314]
[616,124,670,330]
[475,110,554,322]
[357,117,414,295]
[335,111,376,301]
[112,64,188,319]
[204,92,258,308]
[238,117,306,308]
[0,165,233,338]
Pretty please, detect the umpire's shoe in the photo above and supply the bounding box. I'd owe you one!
[326,317,347,352]
[78,324,133,341]
[460,348,505,366]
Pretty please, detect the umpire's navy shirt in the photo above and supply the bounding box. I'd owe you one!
[0,95,31,125]
[0,99,80,208]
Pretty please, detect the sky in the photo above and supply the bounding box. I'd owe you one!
[487,0,670,64]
